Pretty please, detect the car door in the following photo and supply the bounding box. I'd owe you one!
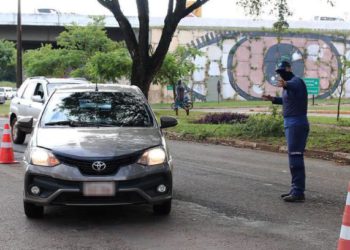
[17,80,37,119]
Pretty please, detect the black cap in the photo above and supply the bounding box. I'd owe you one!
[275,61,291,73]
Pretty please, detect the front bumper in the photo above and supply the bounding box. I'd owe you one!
[24,163,173,206]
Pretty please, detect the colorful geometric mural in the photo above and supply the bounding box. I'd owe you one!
[189,31,350,100]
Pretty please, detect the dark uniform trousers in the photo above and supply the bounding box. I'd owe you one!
[285,124,309,196]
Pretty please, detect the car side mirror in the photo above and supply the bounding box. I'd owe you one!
[32,95,44,103]
[160,116,178,129]
[16,117,34,133]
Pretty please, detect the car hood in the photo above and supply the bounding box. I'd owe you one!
[35,127,163,158]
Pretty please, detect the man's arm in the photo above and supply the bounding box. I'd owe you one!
[262,95,283,105]
[272,97,283,105]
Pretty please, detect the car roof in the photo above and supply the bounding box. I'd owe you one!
[45,78,90,84]
[54,84,142,95]
[27,77,89,85]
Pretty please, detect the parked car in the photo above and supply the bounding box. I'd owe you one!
[9,77,89,144]
[3,87,15,100]
[20,84,177,218]
[0,88,6,104]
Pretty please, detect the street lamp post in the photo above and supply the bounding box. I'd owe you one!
[16,0,23,88]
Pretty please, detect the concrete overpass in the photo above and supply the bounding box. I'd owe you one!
[1,12,350,50]
[0,13,132,49]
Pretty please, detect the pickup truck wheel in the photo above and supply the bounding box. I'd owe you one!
[11,117,26,144]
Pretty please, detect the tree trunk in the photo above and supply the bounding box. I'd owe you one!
[130,60,152,99]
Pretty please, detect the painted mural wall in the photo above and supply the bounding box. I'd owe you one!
[148,28,350,103]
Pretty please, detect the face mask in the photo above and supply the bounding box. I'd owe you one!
[279,71,293,81]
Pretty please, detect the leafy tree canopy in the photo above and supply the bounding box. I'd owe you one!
[0,40,16,81]
[57,16,117,56]
[153,46,202,86]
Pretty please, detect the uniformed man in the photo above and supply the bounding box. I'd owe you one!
[263,61,309,202]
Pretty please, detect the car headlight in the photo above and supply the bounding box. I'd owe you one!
[30,148,60,167]
[138,147,166,166]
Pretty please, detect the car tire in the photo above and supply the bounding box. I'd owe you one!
[24,201,44,218]
[171,103,176,110]
[11,117,26,144]
[153,199,172,215]
[185,102,193,110]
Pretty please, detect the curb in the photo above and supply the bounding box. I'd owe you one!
[165,132,350,165]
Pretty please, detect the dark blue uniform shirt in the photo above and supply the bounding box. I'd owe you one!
[272,75,308,127]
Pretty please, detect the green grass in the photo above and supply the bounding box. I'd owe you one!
[308,116,350,126]
[0,81,16,87]
[155,110,350,153]
[0,101,10,117]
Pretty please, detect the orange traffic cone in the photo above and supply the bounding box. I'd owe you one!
[338,182,350,250]
[0,124,17,164]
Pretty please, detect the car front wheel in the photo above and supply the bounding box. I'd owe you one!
[24,201,44,218]
[11,117,26,144]
[153,200,172,215]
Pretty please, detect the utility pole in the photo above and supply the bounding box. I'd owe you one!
[16,0,23,88]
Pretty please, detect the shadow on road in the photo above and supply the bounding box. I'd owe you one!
[28,205,171,227]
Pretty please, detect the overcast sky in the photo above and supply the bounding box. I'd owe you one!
[0,0,349,21]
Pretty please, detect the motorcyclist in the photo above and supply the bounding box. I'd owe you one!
[174,80,189,116]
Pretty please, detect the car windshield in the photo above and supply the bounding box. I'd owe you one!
[41,91,153,127]
[47,83,82,96]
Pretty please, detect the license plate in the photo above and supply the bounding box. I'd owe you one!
[83,182,116,196]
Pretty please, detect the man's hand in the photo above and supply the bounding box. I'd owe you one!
[277,79,287,88]
[262,95,274,101]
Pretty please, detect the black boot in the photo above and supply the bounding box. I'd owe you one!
[283,194,305,202]
[280,192,291,198]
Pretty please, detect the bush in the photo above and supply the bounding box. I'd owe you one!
[195,112,249,124]
[239,114,284,138]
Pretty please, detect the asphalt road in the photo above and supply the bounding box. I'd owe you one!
[0,137,349,250]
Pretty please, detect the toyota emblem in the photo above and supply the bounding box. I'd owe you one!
[91,161,107,172]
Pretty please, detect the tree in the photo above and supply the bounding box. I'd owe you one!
[86,49,132,82]
[24,44,85,77]
[153,46,201,99]
[337,53,350,121]
[57,16,117,57]
[0,40,16,81]
[23,17,130,81]
[98,0,210,98]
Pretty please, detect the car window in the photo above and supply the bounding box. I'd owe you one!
[0,88,4,92]
[33,83,44,98]
[17,81,29,97]
[41,91,153,127]
[22,82,38,100]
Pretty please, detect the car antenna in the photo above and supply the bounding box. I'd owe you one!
[95,82,98,92]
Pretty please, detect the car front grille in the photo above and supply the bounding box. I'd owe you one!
[54,153,141,176]
[52,192,146,205]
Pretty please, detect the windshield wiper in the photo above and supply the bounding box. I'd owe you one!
[45,120,120,127]
[83,122,115,127]
[44,120,77,127]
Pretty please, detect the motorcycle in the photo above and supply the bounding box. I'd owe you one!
[171,96,193,110]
